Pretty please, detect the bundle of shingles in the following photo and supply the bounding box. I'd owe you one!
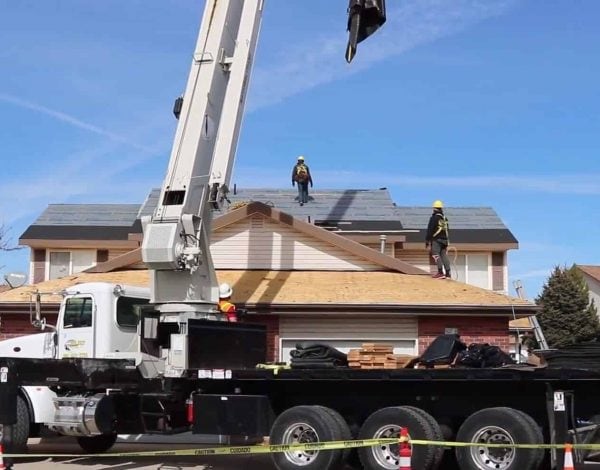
[537,341,600,370]
[348,343,417,370]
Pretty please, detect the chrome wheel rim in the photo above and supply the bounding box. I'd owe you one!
[281,422,320,466]
[370,425,406,470]
[469,425,515,469]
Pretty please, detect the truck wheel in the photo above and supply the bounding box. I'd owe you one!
[402,406,445,470]
[509,409,545,469]
[270,405,346,470]
[76,433,117,453]
[314,406,352,463]
[357,406,439,470]
[456,407,544,470]
[4,395,31,451]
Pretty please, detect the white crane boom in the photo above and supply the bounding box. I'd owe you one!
[141,0,264,314]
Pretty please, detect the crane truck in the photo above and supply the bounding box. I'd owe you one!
[2,2,600,470]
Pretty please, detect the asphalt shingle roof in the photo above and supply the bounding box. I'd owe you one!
[34,204,140,227]
[23,189,516,244]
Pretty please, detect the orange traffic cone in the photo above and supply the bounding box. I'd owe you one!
[563,444,575,470]
[0,443,6,470]
[399,427,412,470]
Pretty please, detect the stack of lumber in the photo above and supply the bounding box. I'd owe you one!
[348,343,416,369]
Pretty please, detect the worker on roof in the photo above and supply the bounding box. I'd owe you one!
[291,155,313,206]
[218,283,238,322]
[425,200,451,279]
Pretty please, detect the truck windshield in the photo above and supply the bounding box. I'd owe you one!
[63,297,93,328]
[116,297,149,329]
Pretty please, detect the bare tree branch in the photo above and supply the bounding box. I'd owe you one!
[0,224,22,252]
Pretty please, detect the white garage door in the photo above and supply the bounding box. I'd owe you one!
[279,316,418,363]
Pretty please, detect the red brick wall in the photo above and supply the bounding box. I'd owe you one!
[0,314,59,340]
[418,316,510,354]
[248,315,280,362]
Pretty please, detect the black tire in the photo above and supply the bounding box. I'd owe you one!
[456,407,544,470]
[402,406,444,470]
[509,409,545,469]
[358,406,438,470]
[76,433,117,453]
[314,406,352,464]
[3,395,31,452]
[270,405,347,470]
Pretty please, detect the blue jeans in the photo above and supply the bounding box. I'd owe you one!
[297,182,309,203]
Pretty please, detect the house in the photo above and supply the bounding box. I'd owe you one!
[3,194,536,361]
[19,203,141,284]
[19,188,519,293]
[577,265,600,312]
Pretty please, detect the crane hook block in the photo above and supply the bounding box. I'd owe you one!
[346,0,386,63]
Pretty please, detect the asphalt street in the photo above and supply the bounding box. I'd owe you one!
[8,438,277,470]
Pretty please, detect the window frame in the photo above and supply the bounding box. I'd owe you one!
[46,249,97,280]
[62,295,94,329]
[455,252,492,290]
[115,296,150,330]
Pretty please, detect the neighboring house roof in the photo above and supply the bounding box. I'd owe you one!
[0,269,535,316]
[86,201,426,275]
[20,203,140,241]
[578,265,600,283]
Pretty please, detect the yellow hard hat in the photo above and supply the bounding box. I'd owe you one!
[297,155,305,161]
[432,200,444,209]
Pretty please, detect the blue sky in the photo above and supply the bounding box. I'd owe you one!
[1,0,599,299]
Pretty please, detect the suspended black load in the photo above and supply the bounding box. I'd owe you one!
[346,0,386,63]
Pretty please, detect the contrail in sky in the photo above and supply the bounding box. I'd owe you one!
[0,92,155,153]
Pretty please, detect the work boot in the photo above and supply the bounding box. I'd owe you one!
[432,272,445,279]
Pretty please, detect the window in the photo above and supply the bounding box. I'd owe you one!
[49,252,70,280]
[116,297,149,329]
[455,254,490,289]
[63,297,93,328]
[48,250,96,280]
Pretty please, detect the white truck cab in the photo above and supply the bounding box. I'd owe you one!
[0,282,149,448]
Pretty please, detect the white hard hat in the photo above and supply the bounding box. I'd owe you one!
[219,283,233,299]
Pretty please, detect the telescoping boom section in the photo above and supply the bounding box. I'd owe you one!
[141,0,264,312]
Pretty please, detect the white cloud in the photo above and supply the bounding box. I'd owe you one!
[249,0,518,110]
[510,269,552,281]
[233,166,600,196]
[0,93,156,153]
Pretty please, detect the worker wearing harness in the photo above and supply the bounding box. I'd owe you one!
[426,200,451,279]
[218,283,238,322]
[291,155,313,206]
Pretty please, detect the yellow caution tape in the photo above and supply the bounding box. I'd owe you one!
[1,436,597,459]
[411,439,600,451]
[0,437,403,459]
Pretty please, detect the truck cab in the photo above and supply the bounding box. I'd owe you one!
[0,282,149,448]
[57,282,149,359]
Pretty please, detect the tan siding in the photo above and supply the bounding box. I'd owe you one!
[212,216,383,271]
[108,249,131,260]
[33,249,46,284]
[492,252,505,291]
[395,250,431,272]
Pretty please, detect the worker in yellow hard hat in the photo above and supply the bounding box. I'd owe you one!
[291,155,313,206]
[425,200,451,279]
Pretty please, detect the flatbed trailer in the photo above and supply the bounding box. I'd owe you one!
[1,355,600,470]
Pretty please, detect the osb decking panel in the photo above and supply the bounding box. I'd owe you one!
[0,270,533,308]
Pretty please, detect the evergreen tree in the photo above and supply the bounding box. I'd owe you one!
[536,265,599,348]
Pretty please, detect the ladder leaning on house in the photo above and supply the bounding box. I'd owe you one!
[513,280,549,350]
